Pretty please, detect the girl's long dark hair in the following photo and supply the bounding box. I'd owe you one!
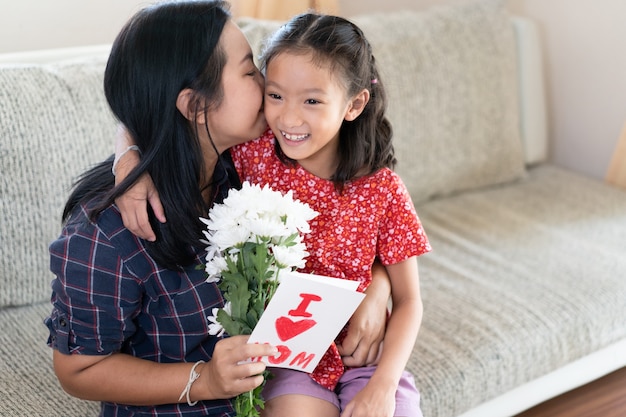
[261,13,395,189]
[63,1,231,269]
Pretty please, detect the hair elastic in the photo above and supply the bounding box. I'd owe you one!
[371,78,378,84]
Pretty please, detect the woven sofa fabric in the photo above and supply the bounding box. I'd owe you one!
[0,59,115,308]
[352,0,526,204]
[0,302,101,416]
[239,0,527,205]
[411,165,626,417]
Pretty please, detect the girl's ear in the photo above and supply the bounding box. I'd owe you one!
[344,88,370,122]
[176,88,206,124]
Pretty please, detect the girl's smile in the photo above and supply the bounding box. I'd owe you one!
[281,131,310,142]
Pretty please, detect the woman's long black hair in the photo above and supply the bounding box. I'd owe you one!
[63,0,231,269]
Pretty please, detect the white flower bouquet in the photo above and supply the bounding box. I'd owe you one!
[201,181,318,416]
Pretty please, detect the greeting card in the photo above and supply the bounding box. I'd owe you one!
[247,271,365,373]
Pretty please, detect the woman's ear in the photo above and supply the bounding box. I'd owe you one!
[176,88,206,124]
[344,89,370,122]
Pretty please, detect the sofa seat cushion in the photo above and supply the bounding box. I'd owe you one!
[0,302,100,416]
[411,164,626,416]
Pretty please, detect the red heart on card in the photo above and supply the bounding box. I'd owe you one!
[275,316,316,341]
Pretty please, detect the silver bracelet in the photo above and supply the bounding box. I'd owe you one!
[178,360,205,406]
[112,145,140,176]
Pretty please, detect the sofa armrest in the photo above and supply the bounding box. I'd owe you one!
[512,17,548,166]
[606,122,626,189]
[0,44,111,64]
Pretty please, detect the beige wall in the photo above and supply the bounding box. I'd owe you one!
[1,0,624,181]
[0,0,139,52]
[507,0,626,181]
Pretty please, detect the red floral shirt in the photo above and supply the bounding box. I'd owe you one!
[231,130,431,389]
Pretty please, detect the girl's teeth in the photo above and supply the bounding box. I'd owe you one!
[282,131,308,141]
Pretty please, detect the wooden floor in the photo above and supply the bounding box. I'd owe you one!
[514,366,626,417]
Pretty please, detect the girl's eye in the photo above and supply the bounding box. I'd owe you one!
[305,99,319,105]
[268,93,282,100]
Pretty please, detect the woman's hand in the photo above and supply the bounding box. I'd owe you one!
[113,125,165,241]
[337,261,390,367]
[199,336,277,400]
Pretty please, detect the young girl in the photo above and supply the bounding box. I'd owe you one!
[231,13,431,417]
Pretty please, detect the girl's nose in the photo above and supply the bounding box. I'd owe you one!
[281,104,302,128]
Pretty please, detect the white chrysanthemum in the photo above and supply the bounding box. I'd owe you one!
[202,204,242,231]
[210,227,252,251]
[272,242,310,270]
[205,254,227,282]
[282,192,318,233]
[207,301,231,336]
[246,216,291,241]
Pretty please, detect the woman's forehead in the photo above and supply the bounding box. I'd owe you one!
[220,21,253,64]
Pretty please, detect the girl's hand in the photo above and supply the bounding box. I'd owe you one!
[340,379,395,417]
[338,301,385,367]
[113,125,165,241]
[115,171,165,242]
[200,336,277,399]
[338,261,390,367]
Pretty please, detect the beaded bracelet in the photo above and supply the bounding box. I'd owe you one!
[178,360,206,406]
[111,145,140,176]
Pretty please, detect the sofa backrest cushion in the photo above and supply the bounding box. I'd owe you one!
[0,57,115,308]
[239,0,527,204]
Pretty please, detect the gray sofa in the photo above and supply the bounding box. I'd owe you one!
[1,1,625,416]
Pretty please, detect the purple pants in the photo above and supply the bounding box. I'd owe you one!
[262,366,423,416]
